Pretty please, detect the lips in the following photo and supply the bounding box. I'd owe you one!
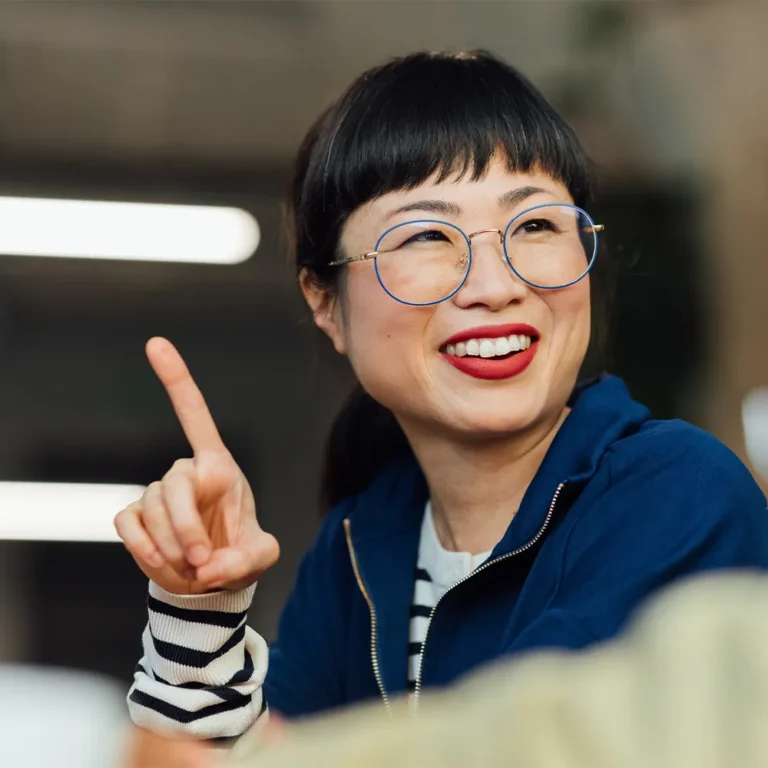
[439,323,540,381]
[442,342,538,380]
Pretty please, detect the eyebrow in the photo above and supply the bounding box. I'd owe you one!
[385,185,550,219]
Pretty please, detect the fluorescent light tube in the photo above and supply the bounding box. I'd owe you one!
[0,197,259,264]
[0,482,144,542]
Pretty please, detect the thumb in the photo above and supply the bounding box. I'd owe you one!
[126,727,216,768]
[196,533,279,589]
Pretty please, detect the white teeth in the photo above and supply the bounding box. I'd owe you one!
[445,334,533,358]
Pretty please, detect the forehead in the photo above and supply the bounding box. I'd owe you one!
[341,163,573,248]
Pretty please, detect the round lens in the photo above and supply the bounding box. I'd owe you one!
[504,204,597,289]
[373,220,470,305]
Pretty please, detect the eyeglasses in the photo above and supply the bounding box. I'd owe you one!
[329,203,604,306]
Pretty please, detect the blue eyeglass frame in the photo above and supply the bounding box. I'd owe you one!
[328,202,604,307]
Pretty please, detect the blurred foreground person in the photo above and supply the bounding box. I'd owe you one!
[0,666,126,768]
[116,49,768,746]
[127,573,768,768]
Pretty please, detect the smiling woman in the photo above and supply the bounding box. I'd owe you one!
[116,51,768,747]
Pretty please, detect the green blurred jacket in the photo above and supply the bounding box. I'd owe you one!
[230,573,768,768]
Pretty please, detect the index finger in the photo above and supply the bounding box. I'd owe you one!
[146,337,227,454]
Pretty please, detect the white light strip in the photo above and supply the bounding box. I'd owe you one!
[0,197,259,264]
[0,482,144,542]
[743,387,768,481]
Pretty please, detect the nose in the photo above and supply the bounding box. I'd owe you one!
[452,228,528,310]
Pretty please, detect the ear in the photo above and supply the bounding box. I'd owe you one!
[299,269,348,355]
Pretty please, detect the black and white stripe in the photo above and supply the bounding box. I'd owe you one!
[406,505,494,694]
[128,582,269,741]
[407,566,438,692]
[128,504,493,744]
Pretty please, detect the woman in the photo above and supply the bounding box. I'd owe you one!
[116,51,768,742]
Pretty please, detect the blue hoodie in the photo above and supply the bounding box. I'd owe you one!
[265,376,768,717]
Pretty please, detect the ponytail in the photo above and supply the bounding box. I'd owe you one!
[319,385,413,513]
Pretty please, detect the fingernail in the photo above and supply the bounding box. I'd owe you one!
[188,545,210,566]
[149,552,165,568]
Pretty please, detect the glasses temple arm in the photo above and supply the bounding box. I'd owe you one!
[328,251,378,267]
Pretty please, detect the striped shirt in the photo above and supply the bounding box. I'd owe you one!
[128,503,492,740]
[407,502,492,692]
[128,583,269,745]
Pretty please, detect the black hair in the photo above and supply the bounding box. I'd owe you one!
[286,50,613,512]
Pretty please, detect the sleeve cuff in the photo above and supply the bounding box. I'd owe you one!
[148,581,257,613]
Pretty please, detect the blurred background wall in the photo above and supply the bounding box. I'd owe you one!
[0,0,766,685]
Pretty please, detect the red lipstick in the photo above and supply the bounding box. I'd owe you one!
[440,323,539,381]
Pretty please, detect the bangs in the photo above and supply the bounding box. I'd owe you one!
[312,51,592,220]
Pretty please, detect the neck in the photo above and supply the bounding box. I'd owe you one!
[401,408,569,555]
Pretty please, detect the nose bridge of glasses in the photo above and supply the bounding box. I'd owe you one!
[467,227,504,244]
[464,228,506,267]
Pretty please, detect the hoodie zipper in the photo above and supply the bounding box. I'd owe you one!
[413,481,567,706]
[343,518,391,713]
[343,481,566,712]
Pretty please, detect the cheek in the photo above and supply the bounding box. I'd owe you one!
[341,269,433,400]
[343,267,400,340]
[547,280,592,355]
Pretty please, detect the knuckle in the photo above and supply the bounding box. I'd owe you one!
[119,529,142,550]
[113,511,126,534]
[250,534,280,569]
[166,458,194,480]
[265,538,281,568]
[123,535,143,553]
[137,541,156,558]
[261,534,280,561]
[114,503,138,531]
[174,519,202,539]
[141,496,165,521]
[197,450,235,478]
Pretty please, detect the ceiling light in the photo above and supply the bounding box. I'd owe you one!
[0,197,259,264]
[0,482,144,542]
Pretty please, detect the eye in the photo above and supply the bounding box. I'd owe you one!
[400,228,451,247]
[515,217,557,235]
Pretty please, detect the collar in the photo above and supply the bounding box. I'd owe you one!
[343,374,649,694]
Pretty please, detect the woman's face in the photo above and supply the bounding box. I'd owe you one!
[307,160,592,441]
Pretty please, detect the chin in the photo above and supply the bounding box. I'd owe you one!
[437,383,555,438]
[430,401,541,441]
[454,413,539,440]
